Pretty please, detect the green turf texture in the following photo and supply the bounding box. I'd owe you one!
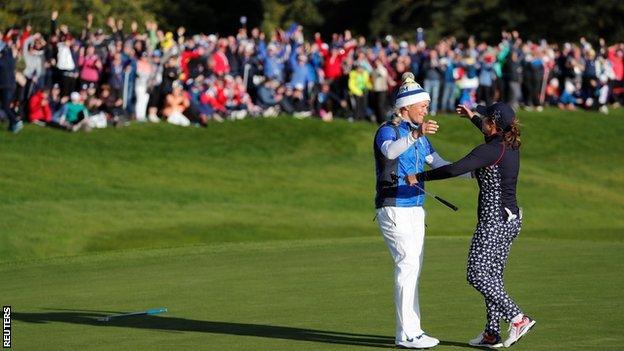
[1,108,623,350]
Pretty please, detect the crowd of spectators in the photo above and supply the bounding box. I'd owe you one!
[1,11,623,133]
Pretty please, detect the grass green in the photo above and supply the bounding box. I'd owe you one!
[1,108,623,350]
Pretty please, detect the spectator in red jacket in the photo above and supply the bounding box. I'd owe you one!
[210,39,230,76]
[315,33,355,81]
[607,44,624,104]
[180,42,200,80]
[28,89,52,123]
[607,45,624,81]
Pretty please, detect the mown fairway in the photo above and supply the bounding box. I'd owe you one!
[1,109,623,350]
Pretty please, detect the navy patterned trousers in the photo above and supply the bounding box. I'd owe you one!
[467,217,523,335]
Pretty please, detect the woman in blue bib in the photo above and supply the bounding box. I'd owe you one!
[374,72,458,349]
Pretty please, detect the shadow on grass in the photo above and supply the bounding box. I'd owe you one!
[14,310,476,349]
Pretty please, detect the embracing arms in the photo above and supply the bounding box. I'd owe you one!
[377,120,439,160]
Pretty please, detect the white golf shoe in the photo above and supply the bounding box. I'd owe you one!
[396,333,439,349]
[503,315,536,347]
[468,332,503,348]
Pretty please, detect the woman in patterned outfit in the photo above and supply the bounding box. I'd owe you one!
[406,102,535,348]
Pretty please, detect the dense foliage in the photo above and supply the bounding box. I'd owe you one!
[2,0,623,43]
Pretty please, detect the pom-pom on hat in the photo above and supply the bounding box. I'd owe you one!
[394,72,430,109]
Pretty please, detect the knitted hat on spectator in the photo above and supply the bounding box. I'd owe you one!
[394,72,430,109]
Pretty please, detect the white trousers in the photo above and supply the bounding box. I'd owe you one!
[167,111,191,127]
[135,83,149,121]
[376,206,426,341]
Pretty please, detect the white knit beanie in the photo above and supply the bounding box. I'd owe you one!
[394,72,430,109]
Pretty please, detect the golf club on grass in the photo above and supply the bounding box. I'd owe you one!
[96,307,168,322]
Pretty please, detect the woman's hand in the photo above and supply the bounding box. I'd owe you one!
[456,104,475,119]
[405,174,418,186]
[411,119,438,138]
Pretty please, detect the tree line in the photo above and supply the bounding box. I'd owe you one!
[2,0,622,43]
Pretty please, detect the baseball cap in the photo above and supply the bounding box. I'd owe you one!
[475,102,516,132]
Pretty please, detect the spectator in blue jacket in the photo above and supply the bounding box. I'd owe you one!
[258,42,286,82]
[477,54,496,106]
[440,50,457,113]
[0,39,22,133]
[423,49,442,115]
[289,55,315,93]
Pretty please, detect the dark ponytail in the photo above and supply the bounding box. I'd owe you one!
[503,119,521,149]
